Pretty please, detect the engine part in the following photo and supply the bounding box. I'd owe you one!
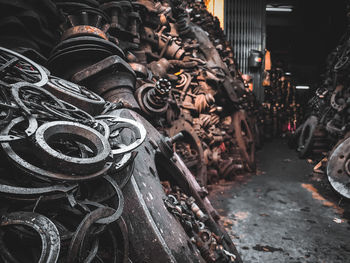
[297,115,318,158]
[33,121,111,174]
[232,110,255,171]
[45,76,106,115]
[0,211,60,263]
[327,136,350,198]
[0,46,48,86]
[167,119,207,187]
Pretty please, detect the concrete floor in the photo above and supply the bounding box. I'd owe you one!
[209,139,350,263]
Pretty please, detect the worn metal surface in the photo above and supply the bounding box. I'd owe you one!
[0,0,262,261]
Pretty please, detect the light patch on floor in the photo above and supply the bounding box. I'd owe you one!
[301,183,344,215]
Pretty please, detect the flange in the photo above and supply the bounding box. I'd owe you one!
[327,136,350,198]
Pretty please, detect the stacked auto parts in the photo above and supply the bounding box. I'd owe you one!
[263,68,302,140]
[133,0,260,185]
[0,0,262,262]
[294,4,350,199]
[0,47,145,262]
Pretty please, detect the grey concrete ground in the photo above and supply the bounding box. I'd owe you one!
[209,139,350,263]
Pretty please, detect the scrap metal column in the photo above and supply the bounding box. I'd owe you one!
[224,0,266,101]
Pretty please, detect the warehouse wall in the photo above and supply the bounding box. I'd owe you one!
[224,0,266,101]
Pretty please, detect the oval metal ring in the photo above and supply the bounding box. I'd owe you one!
[33,121,111,175]
[0,115,38,142]
[0,47,48,87]
[0,211,60,263]
[95,115,146,156]
[1,118,113,182]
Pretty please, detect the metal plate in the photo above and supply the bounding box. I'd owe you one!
[327,136,350,198]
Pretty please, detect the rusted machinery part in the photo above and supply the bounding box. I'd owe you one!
[0,47,48,87]
[327,136,350,198]
[33,121,111,175]
[0,211,60,263]
[0,115,38,142]
[41,100,96,125]
[330,85,346,112]
[288,122,304,149]
[95,115,146,156]
[247,115,262,149]
[49,36,124,62]
[233,110,256,171]
[0,88,14,128]
[0,181,77,201]
[110,109,206,262]
[167,119,208,187]
[11,82,66,118]
[1,117,113,182]
[135,82,169,116]
[297,115,318,158]
[45,76,106,115]
[89,175,125,225]
[164,151,243,263]
[194,93,215,113]
[61,25,108,41]
[71,55,134,85]
[66,207,116,263]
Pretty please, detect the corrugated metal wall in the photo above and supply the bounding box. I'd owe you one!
[224,0,266,101]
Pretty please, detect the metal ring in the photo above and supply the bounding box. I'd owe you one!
[33,121,111,175]
[0,212,60,263]
[41,100,95,124]
[95,115,146,156]
[0,47,48,87]
[0,116,38,142]
[11,82,65,116]
[45,76,105,115]
[0,182,77,201]
[1,118,113,182]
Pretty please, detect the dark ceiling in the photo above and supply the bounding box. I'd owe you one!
[266,0,347,85]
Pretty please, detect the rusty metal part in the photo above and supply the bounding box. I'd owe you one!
[0,181,77,200]
[0,212,60,263]
[61,26,108,41]
[195,93,215,113]
[41,100,95,124]
[330,85,347,112]
[96,115,146,156]
[11,82,66,117]
[297,115,318,158]
[0,47,48,87]
[232,110,255,171]
[163,185,235,262]
[167,119,207,187]
[0,88,13,128]
[327,136,350,198]
[135,80,171,116]
[67,207,115,263]
[129,62,150,78]
[71,55,138,107]
[45,76,105,115]
[33,121,111,175]
[0,115,37,142]
[48,36,124,80]
[1,117,113,182]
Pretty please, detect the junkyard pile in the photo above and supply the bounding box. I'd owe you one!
[0,0,261,262]
[293,2,350,199]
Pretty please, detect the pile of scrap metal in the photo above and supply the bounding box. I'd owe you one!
[262,68,302,140]
[0,0,262,261]
[293,4,350,199]
[137,0,260,185]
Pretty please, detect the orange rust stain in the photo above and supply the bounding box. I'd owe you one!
[234,211,249,221]
[301,183,344,215]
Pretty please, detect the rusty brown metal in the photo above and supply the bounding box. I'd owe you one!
[61,25,109,41]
